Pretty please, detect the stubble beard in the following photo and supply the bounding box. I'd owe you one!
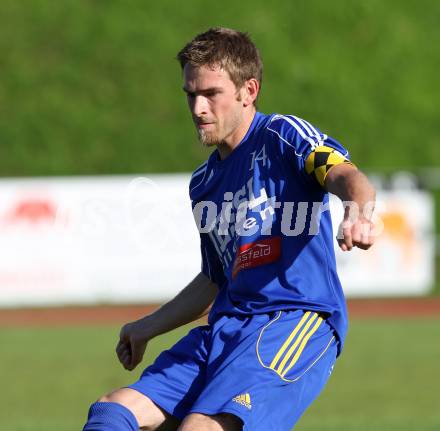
[196,110,242,148]
[197,128,223,147]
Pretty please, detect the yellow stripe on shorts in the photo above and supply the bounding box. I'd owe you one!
[269,311,311,370]
[280,316,323,378]
[275,313,319,375]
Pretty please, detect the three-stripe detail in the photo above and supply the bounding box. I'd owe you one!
[270,114,328,149]
[268,311,323,378]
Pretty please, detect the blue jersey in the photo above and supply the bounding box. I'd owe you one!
[189,112,349,353]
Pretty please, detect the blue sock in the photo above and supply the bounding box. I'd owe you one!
[83,401,139,431]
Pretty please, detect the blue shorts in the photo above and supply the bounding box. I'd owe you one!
[128,310,338,431]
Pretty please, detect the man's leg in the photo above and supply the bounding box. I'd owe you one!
[178,413,242,431]
[83,325,209,431]
[83,388,180,431]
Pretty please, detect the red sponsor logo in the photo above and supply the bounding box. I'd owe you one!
[232,237,281,279]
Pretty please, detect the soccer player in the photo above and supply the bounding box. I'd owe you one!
[83,28,376,431]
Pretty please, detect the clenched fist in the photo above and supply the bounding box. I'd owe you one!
[116,320,149,371]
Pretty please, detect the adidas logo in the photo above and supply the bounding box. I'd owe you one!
[232,393,252,410]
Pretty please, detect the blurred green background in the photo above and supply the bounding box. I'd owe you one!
[0,0,438,176]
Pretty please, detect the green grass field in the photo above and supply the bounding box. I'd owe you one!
[1,318,439,431]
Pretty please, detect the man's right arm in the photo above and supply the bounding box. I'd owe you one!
[116,272,218,370]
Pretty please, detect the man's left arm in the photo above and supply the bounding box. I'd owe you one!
[324,163,376,252]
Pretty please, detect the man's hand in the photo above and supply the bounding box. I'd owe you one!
[337,216,375,251]
[116,319,150,371]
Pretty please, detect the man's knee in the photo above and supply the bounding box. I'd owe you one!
[97,388,140,405]
[178,412,243,431]
[86,388,179,431]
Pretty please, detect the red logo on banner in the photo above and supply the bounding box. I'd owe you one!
[232,237,281,279]
[7,199,57,225]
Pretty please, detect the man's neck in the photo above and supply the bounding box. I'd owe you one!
[217,108,256,160]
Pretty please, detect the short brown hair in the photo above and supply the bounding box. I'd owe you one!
[177,27,263,91]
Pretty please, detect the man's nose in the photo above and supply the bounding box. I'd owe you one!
[192,95,209,117]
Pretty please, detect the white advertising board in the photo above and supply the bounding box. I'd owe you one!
[0,175,435,307]
[0,175,200,306]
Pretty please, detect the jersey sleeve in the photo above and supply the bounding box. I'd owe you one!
[200,233,226,287]
[269,115,354,188]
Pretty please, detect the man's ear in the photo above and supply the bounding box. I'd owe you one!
[242,78,259,107]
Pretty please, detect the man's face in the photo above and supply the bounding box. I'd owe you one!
[183,64,245,147]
